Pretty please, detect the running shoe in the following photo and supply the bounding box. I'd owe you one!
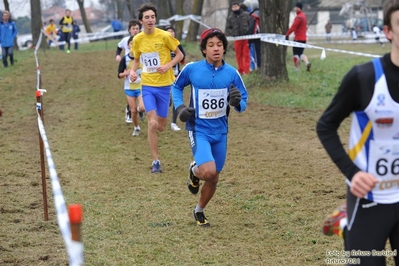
[171,123,181,131]
[193,210,210,227]
[187,161,200,194]
[322,202,347,238]
[151,160,162,173]
[306,63,312,72]
[132,127,140,136]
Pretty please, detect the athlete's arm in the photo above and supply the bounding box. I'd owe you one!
[115,47,123,62]
[157,47,184,74]
[172,63,191,108]
[129,58,140,82]
[117,57,127,79]
[316,66,368,181]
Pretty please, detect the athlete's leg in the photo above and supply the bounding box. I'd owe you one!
[127,95,138,127]
[192,133,226,209]
[345,190,394,265]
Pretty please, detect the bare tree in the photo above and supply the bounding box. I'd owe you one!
[124,0,136,19]
[155,0,172,22]
[259,0,292,81]
[30,0,48,49]
[3,0,10,11]
[187,0,204,42]
[116,0,123,20]
[175,0,184,40]
[76,0,92,33]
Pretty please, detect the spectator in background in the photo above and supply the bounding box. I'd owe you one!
[247,1,261,70]
[285,2,311,72]
[226,2,250,75]
[351,27,357,40]
[72,21,80,50]
[59,9,74,53]
[373,24,384,47]
[325,20,332,42]
[111,18,123,39]
[0,10,18,67]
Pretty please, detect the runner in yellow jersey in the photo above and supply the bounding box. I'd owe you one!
[129,3,184,173]
[59,9,74,53]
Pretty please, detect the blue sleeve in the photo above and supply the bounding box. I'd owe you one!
[232,75,248,112]
[13,23,18,39]
[172,64,191,108]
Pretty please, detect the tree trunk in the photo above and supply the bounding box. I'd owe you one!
[3,0,10,12]
[30,0,48,49]
[124,0,136,19]
[157,0,172,23]
[175,0,184,40]
[76,0,92,33]
[259,0,292,81]
[187,0,204,42]
[116,0,123,20]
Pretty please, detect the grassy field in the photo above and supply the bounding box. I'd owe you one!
[0,38,394,265]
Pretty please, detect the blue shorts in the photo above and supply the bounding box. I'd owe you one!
[188,131,227,172]
[142,85,171,118]
[125,89,141,97]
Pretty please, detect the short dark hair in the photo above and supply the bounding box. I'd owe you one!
[199,28,228,58]
[295,2,303,10]
[164,25,175,33]
[383,0,399,29]
[138,3,157,21]
[128,19,141,30]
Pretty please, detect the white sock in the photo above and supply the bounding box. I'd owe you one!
[195,204,204,213]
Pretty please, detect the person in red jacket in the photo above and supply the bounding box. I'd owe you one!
[285,3,311,72]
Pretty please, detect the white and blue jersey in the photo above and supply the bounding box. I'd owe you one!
[172,59,248,134]
[348,58,399,204]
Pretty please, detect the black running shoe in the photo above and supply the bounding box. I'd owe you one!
[193,210,210,227]
[187,161,200,194]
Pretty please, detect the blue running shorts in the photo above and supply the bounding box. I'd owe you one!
[125,89,141,97]
[188,131,227,172]
[142,85,171,118]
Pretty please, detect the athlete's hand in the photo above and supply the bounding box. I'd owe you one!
[350,171,378,198]
[176,105,195,122]
[157,65,169,75]
[229,85,241,107]
[129,69,137,82]
[116,55,121,62]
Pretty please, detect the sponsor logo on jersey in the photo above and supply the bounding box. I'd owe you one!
[377,94,385,106]
[375,117,393,127]
[374,109,394,115]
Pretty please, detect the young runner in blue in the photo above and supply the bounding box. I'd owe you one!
[172,28,248,226]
